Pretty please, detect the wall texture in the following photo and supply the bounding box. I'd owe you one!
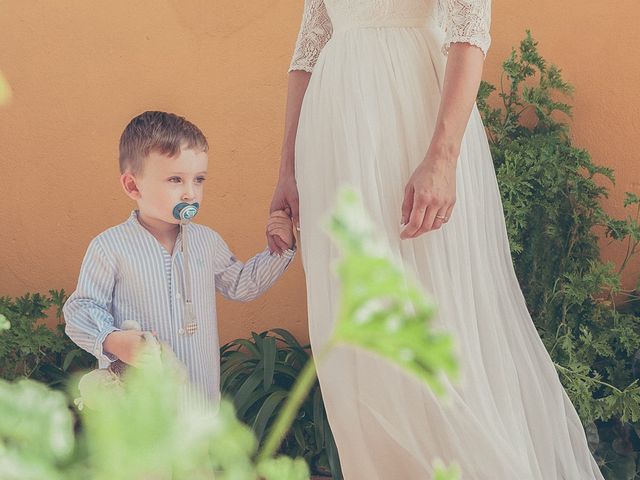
[1,0,638,345]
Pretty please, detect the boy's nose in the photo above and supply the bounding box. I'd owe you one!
[182,189,195,201]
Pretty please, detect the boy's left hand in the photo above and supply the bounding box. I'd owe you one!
[267,209,295,255]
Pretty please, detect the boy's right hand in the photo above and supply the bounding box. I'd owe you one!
[103,330,147,366]
[267,209,296,255]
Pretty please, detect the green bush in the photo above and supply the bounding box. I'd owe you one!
[0,290,94,387]
[478,30,640,479]
[220,329,341,478]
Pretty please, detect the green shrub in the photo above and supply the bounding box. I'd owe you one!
[478,30,640,479]
[220,329,341,478]
[0,290,94,387]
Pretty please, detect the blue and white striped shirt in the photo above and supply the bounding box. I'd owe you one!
[63,210,295,400]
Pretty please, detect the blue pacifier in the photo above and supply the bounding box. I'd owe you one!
[173,202,200,222]
[173,202,200,335]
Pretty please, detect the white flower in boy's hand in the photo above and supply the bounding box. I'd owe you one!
[267,209,296,255]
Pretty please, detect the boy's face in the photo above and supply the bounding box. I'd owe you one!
[123,147,208,226]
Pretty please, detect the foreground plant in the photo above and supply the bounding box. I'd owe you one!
[258,188,460,480]
[0,332,308,480]
[220,329,341,477]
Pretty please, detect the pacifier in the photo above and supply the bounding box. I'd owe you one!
[172,202,200,222]
[172,202,200,336]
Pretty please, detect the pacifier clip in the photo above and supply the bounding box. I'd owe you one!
[173,202,200,336]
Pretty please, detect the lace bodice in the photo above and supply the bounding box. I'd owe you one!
[288,0,492,72]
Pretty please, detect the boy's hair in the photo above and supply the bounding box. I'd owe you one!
[119,111,209,175]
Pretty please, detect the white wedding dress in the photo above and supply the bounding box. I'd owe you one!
[289,1,605,479]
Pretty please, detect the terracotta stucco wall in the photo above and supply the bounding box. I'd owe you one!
[1,1,638,345]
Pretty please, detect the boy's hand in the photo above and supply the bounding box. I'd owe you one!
[267,209,295,255]
[103,330,147,366]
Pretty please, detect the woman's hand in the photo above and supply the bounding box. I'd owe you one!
[268,174,300,255]
[400,148,457,239]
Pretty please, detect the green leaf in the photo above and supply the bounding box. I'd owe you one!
[252,390,289,442]
[62,348,83,372]
[270,328,305,350]
[234,369,266,417]
[263,336,277,390]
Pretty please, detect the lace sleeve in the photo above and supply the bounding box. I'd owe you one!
[288,0,333,73]
[438,0,492,57]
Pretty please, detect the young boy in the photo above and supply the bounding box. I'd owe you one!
[63,111,296,402]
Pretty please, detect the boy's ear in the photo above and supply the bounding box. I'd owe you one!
[120,172,141,200]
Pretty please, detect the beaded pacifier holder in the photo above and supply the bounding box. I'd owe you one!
[172,202,199,336]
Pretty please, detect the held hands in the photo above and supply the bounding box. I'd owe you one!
[400,149,457,239]
[267,209,296,255]
[268,175,300,255]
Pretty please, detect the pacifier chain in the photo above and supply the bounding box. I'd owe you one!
[173,202,200,336]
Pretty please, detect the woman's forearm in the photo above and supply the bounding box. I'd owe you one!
[429,43,486,163]
[279,70,312,178]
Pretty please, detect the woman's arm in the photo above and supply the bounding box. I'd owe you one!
[400,43,485,239]
[268,73,311,254]
[277,71,311,180]
[268,0,332,254]
[431,43,485,166]
[401,0,491,239]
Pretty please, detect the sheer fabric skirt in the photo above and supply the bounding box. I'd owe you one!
[294,21,604,480]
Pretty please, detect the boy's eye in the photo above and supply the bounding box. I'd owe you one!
[168,177,182,183]
[196,177,206,183]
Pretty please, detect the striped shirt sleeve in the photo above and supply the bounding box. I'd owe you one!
[63,237,120,365]
[212,232,295,301]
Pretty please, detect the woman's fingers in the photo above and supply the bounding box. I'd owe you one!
[289,195,300,230]
[443,204,454,223]
[401,196,455,239]
[270,210,290,220]
[429,207,448,231]
[267,217,293,234]
[416,205,440,235]
[400,185,414,226]
[400,191,428,239]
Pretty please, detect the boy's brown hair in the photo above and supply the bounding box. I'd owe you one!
[119,111,209,175]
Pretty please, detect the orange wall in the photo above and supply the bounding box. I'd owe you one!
[1,1,638,345]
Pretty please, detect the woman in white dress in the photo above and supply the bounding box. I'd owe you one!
[267,1,605,478]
